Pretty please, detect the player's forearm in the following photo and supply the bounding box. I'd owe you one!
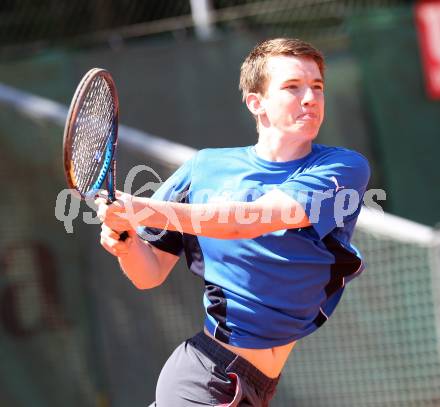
[136,198,308,239]
[117,235,164,289]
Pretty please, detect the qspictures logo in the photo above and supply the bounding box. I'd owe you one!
[55,165,166,240]
[55,165,386,237]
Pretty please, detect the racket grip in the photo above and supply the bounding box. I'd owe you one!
[119,231,129,241]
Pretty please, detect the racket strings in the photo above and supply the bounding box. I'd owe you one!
[74,79,112,191]
[77,81,113,192]
[70,76,115,195]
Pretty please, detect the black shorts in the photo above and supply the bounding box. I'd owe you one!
[149,331,280,406]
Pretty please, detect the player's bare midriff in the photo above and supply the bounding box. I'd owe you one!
[204,328,296,378]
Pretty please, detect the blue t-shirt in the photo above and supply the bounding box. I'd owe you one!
[138,144,370,348]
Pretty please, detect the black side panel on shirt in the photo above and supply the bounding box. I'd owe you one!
[313,311,328,328]
[322,234,362,298]
[183,234,205,278]
[140,227,183,256]
[312,234,362,328]
[204,281,231,344]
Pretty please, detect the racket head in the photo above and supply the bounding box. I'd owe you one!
[63,68,119,202]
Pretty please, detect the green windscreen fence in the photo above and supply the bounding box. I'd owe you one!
[348,6,440,227]
[0,100,103,406]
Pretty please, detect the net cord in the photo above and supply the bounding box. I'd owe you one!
[0,82,196,167]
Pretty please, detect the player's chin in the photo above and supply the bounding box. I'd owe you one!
[297,121,320,135]
[289,126,319,141]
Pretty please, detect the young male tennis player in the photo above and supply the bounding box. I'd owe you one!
[95,38,370,406]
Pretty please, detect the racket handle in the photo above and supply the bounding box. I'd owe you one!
[119,231,129,241]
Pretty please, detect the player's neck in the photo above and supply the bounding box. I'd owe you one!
[255,131,312,162]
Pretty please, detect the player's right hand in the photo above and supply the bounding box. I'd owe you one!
[99,222,133,257]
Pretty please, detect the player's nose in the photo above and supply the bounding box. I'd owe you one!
[301,87,317,106]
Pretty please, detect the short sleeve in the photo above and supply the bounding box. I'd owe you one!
[279,150,370,239]
[137,155,195,255]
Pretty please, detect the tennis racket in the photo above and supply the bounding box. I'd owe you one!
[63,67,128,240]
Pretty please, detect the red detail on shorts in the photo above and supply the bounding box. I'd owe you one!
[215,372,243,407]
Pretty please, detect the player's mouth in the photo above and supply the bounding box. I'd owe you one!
[297,112,318,121]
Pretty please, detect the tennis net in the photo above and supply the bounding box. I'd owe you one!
[0,83,439,407]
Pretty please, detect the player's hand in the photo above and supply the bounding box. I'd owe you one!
[94,190,150,232]
[95,190,183,233]
[99,222,133,257]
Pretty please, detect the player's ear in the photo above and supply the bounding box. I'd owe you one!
[246,93,265,116]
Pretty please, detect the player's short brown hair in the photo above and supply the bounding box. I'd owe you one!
[239,38,325,101]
